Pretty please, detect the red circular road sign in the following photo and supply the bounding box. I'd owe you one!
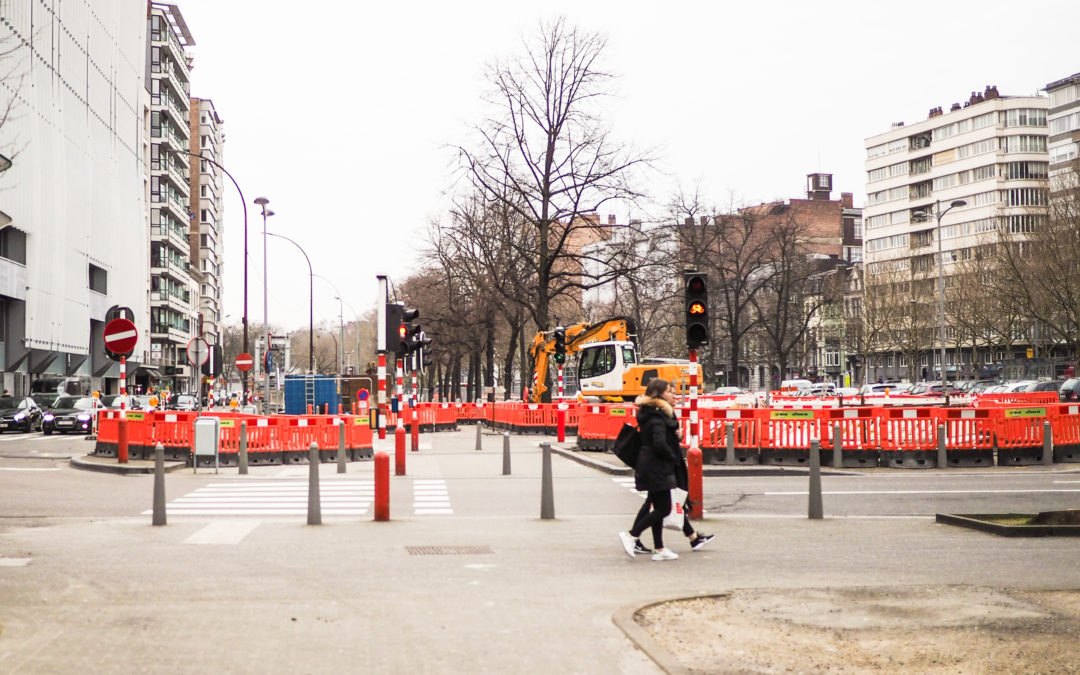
[103,318,138,355]
[235,352,254,372]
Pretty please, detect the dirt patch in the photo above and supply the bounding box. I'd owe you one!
[635,586,1080,673]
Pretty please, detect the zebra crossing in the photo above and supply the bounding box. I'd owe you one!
[145,477,454,517]
[613,477,643,497]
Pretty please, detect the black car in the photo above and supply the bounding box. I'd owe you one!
[42,396,100,435]
[0,396,44,432]
[1060,378,1080,402]
[30,393,60,411]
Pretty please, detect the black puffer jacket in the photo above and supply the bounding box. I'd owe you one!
[633,396,681,492]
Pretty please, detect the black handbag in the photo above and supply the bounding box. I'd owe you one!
[612,423,640,468]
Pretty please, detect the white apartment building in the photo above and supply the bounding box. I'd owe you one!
[189,98,225,349]
[863,87,1049,381]
[148,3,199,392]
[0,0,151,396]
[1046,72,1080,186]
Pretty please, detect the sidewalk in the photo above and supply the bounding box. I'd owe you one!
[3,430,1077,673]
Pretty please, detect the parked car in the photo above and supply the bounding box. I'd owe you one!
[709,386,747,396]
[42,396,101,435]
[0,396,44,433]
[1060,377,1080,401]
[859,382,909,395]
[909,382,950,396]
[30,393,59,411]
[1005,380,1038,392]
[835,387,860,397]
[1023,380,1063,394]
[100,394,151,411]
[165,395,197,411]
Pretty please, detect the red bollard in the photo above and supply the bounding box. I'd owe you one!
[307,404,313,415]
[395,424,406,476]
[687,445,703,520]
[117,417,129,464]
[373,451,389,521]
[338,403,343,414]
[352,401,357,415]
[557,408,566,443]
[411,408,419,452]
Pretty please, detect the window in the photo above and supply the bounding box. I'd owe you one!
[1050,142,1079,164]
[579,345,616,379]
[1004,108,1046,127]
[1006,188,1048,206]
[972,112,996,129]
[824,349,840,367]
[868,167,888,182]
[1000,214,1045,233]
[933,123,956,141]
[1004,135,1047,153]
[853,219,863,239]
[0,227,27,264]
[1005,161,1048,179]
[971,191,998,207]
[867,143,887,159]
[933,173,958,191]
[88,264,107,294]
[972,164,996,181]
[889,162,909,177]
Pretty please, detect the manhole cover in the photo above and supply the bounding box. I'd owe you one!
[405,545,493,556]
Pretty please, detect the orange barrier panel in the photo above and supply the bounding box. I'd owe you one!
[576,404,636,451]
[820,407,881,468]
[701,408,759,465]
[938,408,994,467]
[1049,403,1080,463]
[996,405,1047,466]
[759,409,821,465]
[433,403,457,430]
[879,408,938,468]
[975,392,1059,407]
[150,411,196,462]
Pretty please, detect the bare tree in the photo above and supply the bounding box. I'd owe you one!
[455,17,650,331]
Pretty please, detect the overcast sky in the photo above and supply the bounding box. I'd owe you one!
[175,0,1080,332]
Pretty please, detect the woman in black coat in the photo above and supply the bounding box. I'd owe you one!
[618,378,681,561]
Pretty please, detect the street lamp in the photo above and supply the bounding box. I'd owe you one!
[169,149,253,405]
[254,198,273,409]
[266,231,314,374]
[914,199,967,390]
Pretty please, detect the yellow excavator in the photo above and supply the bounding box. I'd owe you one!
[528,316,702,402]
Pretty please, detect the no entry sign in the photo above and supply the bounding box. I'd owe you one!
[235,352,254,372]
[103,318,138,355]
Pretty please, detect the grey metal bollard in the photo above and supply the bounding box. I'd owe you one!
[540,442,554,519]
[475,421,483,451]
[832,422,843,469]
[808,439,823,519]
[937,424,948,469]
[338,419,347,474]
[502,432,511,475]
[725,422,737,466]
[308,442,322,525]
[1043,420,1053,466]
[152,443,167,526]
[238,421,249,475]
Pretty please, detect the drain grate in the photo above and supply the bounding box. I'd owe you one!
[406,545,493,556]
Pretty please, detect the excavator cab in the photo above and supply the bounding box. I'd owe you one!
[577,341,639,399]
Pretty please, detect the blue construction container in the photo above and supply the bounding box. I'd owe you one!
[283,374,341,415]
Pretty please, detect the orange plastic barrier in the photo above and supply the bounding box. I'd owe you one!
[759,409,821,465]
[150,411,196,461]
[938,408,995,467]
[819,407,881,468]
[879,408,938,468]
[700,408,759,464]
[975,392,1060,407]
[1049,403,1080,463]
[576,404,636,451]
[995,405,1048,465]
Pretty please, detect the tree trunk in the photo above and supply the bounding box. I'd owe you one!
[484,317,496,402]
[502,322,519,401]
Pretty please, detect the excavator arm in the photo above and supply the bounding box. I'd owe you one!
[528,317,638,402]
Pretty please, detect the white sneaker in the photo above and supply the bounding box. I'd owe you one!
[652,548,679,561]
[618,531,636,558]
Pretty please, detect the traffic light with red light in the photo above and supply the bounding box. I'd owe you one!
[684,272,708,348]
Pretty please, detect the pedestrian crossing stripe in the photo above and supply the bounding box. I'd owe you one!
[145,479,375,516]
[613,477,645,498]
[414,478,452,515]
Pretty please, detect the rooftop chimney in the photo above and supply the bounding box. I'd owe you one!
[607,214,616,226]
[984,85,999,100]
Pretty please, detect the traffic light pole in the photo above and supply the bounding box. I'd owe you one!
[376,275,388,440]
[557,365,563,400]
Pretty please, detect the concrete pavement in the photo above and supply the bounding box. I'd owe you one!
[2,428,1079,673]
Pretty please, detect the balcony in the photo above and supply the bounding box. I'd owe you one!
[151,224,191,254]
[150,257,192,284]
[150,323,191,345]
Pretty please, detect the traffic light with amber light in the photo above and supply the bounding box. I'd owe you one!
[684,272,708,348]
[553,327,567,364]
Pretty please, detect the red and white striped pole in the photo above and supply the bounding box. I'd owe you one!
[396,358,404,427]
[120,356,127,411]
[377,353,387,439]
[557,365,563,400]
[411,369,418,405]
[687,348,703,519]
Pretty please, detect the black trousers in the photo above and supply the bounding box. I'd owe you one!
[630,490,672,549]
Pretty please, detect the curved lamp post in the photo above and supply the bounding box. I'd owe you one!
[914,199,967,389]
[266,232,314,374]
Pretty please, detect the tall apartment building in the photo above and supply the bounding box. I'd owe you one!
[189,99,225,349]
[148,3,199,392]
[0,1,151,396]
[1046,72,1080,187]
[862,87,1049,382]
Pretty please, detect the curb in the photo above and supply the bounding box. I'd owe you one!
[70,454,188,475]
[611,594,730,675]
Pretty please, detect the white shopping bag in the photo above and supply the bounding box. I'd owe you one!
[662,488,688,530]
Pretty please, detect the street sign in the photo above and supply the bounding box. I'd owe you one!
[235,352,254,372]
[186,337,210,366]
[103,318,138,355]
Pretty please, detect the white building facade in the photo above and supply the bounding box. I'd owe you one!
[863,87,1049,381]
[189,98,225,350]
[0,0,151,395]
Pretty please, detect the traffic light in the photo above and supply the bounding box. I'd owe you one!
[385,303,403,353]
[400,307,421,354]
[418,331,432,372]
[553,327,567,365]
[684,272,708,348]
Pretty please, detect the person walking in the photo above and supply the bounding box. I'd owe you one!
[618,377,684,561]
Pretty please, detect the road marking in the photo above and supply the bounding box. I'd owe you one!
[413,479,451,515]
[1053,480,1080,484]
[764,489,1080,496]
[0,558,32,566]
[145,479,375,516]
[184,520,261,545]
[0,467,60,471]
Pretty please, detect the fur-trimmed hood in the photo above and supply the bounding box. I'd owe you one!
[635,395,674,418]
